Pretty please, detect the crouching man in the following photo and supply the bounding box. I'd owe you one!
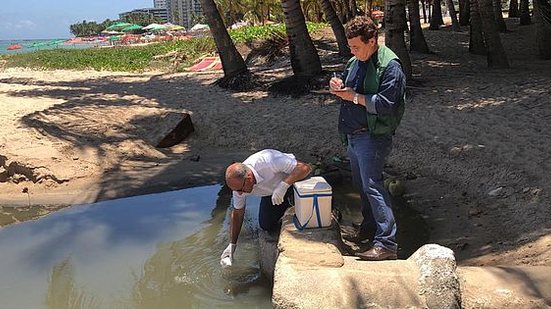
[220,149,311,267]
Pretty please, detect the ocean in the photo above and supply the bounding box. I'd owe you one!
[0,39,101,55]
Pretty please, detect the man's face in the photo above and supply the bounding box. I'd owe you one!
[347,36,377,61]
[227,172,253,195]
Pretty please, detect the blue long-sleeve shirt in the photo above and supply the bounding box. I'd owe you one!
[338,57,406,135]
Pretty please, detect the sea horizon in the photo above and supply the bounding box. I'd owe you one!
[0,38,101,55]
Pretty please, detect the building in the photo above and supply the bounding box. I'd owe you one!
[167,0,203,29]
[154,0,168,9]
[119,8,169,23]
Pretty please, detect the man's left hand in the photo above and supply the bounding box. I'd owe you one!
[330,87,355,102]
[272,181,290,205]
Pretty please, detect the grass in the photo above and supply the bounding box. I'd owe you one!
[3,22,327,72]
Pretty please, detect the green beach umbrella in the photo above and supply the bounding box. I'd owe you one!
[106,22,132,31]
[121,24,143,32]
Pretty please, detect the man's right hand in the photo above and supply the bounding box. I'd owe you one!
[220,243,236,268]
[330,76,344,91]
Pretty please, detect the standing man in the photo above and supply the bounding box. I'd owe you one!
[329,16,406,261]
[220,149,311,267]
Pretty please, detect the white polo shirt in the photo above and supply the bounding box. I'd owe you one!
[232,149,297,210]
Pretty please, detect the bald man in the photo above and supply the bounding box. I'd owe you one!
[220,149,311,267]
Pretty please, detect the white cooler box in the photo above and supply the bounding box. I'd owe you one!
[293,176,332,230]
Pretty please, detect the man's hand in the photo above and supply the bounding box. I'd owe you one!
[220,243,236,268]
[329,76,344,91]
[272,181,290,205]
[330,87,355,102]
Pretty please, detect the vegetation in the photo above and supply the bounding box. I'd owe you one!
[121,12,164,27]
[69,13,162,37]
[3,23,326,72]
[69,19,117,37]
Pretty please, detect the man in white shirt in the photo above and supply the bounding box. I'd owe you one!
[220,149,312,267]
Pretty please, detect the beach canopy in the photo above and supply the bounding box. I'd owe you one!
[190,23,209,32]
[121,24,143,32]
[167,24,185,31]
[106,22,132,31]
[143,23,165,30]
[101,30,124,35]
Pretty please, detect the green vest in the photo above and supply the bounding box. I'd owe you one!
[344,45,406,137]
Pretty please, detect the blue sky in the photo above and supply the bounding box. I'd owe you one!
[0,0,153,40]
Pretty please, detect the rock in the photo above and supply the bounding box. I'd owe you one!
[384,177,394,190]
[409,244,461,309]
[140,112,194,148]
[388,179,405,197]
[488,187,504,197]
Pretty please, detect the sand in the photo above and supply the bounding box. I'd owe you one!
[0,19,550,266]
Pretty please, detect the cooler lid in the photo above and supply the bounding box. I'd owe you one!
[293,176,332,195]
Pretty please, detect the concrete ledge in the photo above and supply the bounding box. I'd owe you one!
[262,208,551,308]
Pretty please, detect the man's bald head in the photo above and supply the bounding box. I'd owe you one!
[225,162,249,191]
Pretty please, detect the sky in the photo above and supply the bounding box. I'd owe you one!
[0,0,153,40]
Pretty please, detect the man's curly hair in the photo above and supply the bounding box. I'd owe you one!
[345,16,378,43]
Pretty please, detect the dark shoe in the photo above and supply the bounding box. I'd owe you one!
[356,246,397,261]
[342,229,372,243]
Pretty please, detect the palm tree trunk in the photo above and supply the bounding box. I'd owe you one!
[446,0,462,30]
[476,0,510,67]
[459,0,471,25]
[199,0,248,77]
[408,0,431,52]
[430,0,445,29]
[340,0,352,23]
[508,0,520,17]
[470,0,487,54]
[422,0,429,23]
[349,0,358,17]
[493,0,508,32]
[519,0,532,25]
[321,0,351,56]
[534,0,551,59]
[281,0,322,77]
[385,0,413,79]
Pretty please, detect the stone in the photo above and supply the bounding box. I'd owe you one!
[408,244,461,309]
[140,112,194,148]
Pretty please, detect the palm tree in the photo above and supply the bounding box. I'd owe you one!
[508,0,520,17]
[476,0,510,67]
[302,0,324,22]
[445,0,462,30]
[408,0,431,52]
[385,0,413,79]
[493,0,508,32]
[469,0,487,55]
[534,0,551,59]
[459,0,471,25]
[430,0,445,29]
[321,0,351,56]
[199,0,250,87]
[348,0,359,18]
[520,0,532,25]
[215,0,245,26]
[280,0,322,77]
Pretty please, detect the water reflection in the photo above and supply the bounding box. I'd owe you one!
[0,185,271,309]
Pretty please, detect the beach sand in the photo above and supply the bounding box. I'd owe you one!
[0,20,550,266]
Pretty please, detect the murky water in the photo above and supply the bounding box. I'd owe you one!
[0,185,271,309]
[0,181,428,309]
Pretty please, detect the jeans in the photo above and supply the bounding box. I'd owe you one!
[347,132,397,251]
[258,187,294,231]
